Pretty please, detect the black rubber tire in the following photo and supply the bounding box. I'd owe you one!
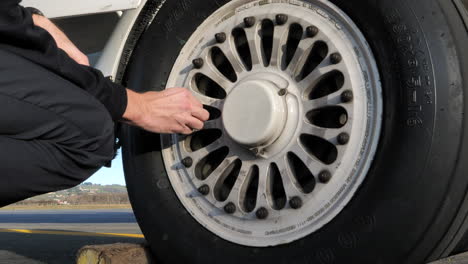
[120,0,468,263]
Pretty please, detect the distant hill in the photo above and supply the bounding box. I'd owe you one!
[12,183,130,206]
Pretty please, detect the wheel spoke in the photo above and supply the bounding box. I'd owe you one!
[203,156,237,189]
[202,58,235,92]
[298,59,340,93]
[269,24,290,68]
[191,92,224,109]
[254,164,270,209]
[187,138,225,164]
[302,89,344,111]
[300,121,344,144]
[203,118,223,130]
[285,38,316,75]
[289,143,323,176]
[219,40,247,73]
[274,156,304,198]
[244,25,263,67]
[226,162,252,208]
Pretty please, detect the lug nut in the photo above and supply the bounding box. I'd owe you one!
[278,89,287,96]
[339,114,348,125]
[289,196,303,209]
[319,170,332,183]
[337,133,350,145]
[251,148,259,155]
[256,207,269,219]
[192,58,204,69]
[341,90,353,103]
[198,185,210,196]
[224,202,236,214]
[244,17,256,28]
[330,53,342,64]
[182,157,193,168]
[276,14,288,25]
[215,32,226,43]
[306,26,319,38]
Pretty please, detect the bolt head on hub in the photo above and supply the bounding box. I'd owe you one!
[244,17,256,28]
[251,148,260,156]
[319,170,332,183]
[182,157,193,168]
[278,89,287,96]
[224,202,236,214]
[256,207,269,219]
[198,185,210,196]
[330,53,342,64]
[337,133,350,145]
[215,32,226,43]
[306,26,319,38]
[192,58,204,69]
[289,196,303,209]
[341,90,353,103]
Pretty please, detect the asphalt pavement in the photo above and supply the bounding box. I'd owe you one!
[0,209,145,264]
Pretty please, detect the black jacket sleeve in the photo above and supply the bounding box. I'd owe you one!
[0,0,128,121]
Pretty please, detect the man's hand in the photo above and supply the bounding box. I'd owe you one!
[31,14,90,66]
[123,88,210,135]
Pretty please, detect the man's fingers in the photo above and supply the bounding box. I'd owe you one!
[174,120,193,135]
[191,108,210,122]
[189,95,204,108]
[185,115,204,131]
[174,113,204,134]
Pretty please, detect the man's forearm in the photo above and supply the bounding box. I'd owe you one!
[31,14,90,66]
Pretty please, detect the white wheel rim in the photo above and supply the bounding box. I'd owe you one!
[161,0,382,247]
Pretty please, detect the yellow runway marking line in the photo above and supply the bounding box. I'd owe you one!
[0,228,144,238]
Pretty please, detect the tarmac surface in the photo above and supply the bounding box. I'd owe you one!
[0,209,145,264]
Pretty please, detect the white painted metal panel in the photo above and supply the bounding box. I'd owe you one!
[96,0,152,78]
[21,0,142,18]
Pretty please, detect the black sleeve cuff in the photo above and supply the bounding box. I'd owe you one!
[104,80,128,122]
[75,64,128,122]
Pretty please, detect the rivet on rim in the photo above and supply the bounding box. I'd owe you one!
[330,53,342,64]
[224,202,236,214]
[341,90,354,103]
[318,170,332,183]
[276,14,288,25]
[244,17,256,28]
[256,207,269,219]
[215,32,226,43]
[306,26,319,38]
[192,58,204,69]
[198,185,210,196]
[289,196,303,209]
[337,133,350,145]
[278,89,287,96]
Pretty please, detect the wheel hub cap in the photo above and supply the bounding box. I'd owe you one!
[223,73,288,148]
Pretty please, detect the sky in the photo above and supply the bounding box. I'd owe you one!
[86,153,126,185]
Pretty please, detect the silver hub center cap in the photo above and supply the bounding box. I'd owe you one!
[223,75,288,147]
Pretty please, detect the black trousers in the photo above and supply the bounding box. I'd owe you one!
[0,49,116,207]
